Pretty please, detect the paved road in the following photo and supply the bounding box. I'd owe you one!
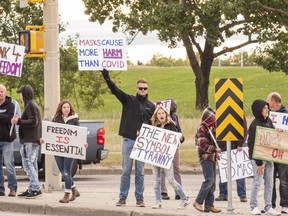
[0,173,273,216]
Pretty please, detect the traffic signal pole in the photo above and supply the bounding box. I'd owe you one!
[43,0,62,190]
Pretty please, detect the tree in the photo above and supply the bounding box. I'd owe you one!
[0,0,114,112]
[82,0,288,110]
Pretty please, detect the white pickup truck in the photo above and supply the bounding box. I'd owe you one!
[13,120,109,177]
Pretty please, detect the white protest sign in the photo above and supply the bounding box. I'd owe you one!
[155,99,172,114]
[270,111,288,131]
[130,123,181,169]
[41,121,87,160]
[77,38,127,71]
[0,42,25,77]
[218,146,253,183]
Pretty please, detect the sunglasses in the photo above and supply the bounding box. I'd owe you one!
[138,87,148,91]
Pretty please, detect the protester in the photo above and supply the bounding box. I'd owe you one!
[11,85,42,199]
[150,106,190,209]
[161,99,184,200]
[267,92,288,213]
[0,84,18,197]
[215,118,248,203]
[248,99,281,215]
[51,99,88,203]
[100,69,155,207]
[193,107,222,213]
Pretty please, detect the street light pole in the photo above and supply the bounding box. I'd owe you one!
[43,0,61,190]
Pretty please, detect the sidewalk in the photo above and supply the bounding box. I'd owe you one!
[0,165,276,216]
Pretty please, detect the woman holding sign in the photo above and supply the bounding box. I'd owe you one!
[52,99,87,203]
[150,106,190,209]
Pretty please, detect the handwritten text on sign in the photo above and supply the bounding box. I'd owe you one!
[270,111,288,131]
[218,146,253,183]
[0,42,25,77]
[155,99,172,114]
[41,121,87,160]
[77,38,127,71]
[130,124,181,169]
[253,126,288,165]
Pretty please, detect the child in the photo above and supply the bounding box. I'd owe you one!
[150,106,190,209]
[248,99,281,216]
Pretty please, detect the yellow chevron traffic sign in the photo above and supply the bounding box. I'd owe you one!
[214,78,244,141]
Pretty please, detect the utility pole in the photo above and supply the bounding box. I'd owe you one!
[43,0,61,190]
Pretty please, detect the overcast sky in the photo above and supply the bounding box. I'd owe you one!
[58,0,256,64]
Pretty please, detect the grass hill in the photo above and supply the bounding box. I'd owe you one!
[85,66,288,119]
[81,66,288,167]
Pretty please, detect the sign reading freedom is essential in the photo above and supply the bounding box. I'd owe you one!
[130,123,181,169]
[77,38,127,71]
[214,78,244,141]
[253,126,288,165]
[0,42,25,77]
[218,147,253,183]
[41,121,87,160]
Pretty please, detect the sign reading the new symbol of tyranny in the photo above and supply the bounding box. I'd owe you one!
[130,123,181,169]
[77,38,127,71]
[214,78,244,141]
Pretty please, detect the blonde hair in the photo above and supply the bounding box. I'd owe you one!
[151,106,174,127]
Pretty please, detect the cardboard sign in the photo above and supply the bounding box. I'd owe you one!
[77,38,127,71]
[130,123,181,169]
[41,121,87,160]
[0,42,25,77]
[218,146,253,183]
[270,111,288,131]
[155,99,172,113]
[253,126,288,164]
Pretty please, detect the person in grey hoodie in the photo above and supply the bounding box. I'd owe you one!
[11,85,42,199]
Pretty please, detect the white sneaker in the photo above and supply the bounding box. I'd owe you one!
[265,207,281,215]
[281,207,288,214]
[251,207,261,215]
[178,196,191,209]
[152,202,162,209]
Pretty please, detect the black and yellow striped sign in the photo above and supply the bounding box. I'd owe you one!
[214,78,244,141]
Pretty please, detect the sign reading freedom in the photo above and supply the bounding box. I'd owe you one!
[253,126,288,164]
[0,42,25,77]
[41,121,87,160]
[130,123,181,169]
[218,146,253,183]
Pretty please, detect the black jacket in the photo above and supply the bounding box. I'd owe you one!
[17,85,42,144]
[105,79,155,140]
[248,99,274,166]
[0,96,16,142]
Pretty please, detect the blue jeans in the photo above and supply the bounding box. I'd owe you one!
[153,165,186,203]
[0,142,17,192]
[218,177,246,198]
[195,160,216,208]
[250,160,273,211]
[119,137,144,200]
[55,156,75,193]
[20,143,41,192]
[277,163,288,208]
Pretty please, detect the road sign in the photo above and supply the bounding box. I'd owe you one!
[214,78,244,141]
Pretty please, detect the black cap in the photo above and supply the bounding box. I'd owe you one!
[16,85,25,93]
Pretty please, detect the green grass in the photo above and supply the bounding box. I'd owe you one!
[80,66,288,167]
